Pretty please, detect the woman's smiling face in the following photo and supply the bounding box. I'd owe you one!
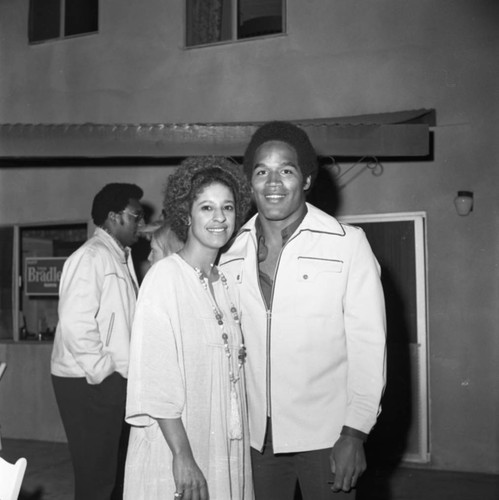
[187,182,236,251]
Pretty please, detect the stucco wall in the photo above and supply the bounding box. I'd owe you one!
[1,0,498,474]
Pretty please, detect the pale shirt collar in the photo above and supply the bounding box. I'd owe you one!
[100,227,130,261]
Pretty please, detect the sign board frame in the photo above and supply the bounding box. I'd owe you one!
[24,256,66,296]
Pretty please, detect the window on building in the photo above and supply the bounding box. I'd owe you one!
[0,222,89,342]
[29,0,99,44]
[186,0,284,48]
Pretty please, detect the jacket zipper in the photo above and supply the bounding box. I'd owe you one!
[256,231,298,421]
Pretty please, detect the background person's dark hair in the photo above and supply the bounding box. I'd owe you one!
[243,120,319,187]
[91,183,144,226]
[163,156,251,243]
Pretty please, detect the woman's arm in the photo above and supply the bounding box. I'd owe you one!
[158,417,209,500]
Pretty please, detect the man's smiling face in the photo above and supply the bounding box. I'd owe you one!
[251,140,311,226]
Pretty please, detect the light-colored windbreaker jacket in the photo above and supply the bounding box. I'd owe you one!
[219,203,386,453]
[51,228,138,384]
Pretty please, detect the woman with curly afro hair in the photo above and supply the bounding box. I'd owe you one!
[125,157,254,500]
[163,156,252,244]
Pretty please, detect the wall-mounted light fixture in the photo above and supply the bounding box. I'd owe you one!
[454,191,474,216]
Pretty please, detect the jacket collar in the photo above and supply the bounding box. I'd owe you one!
[94,227,130,262]
[239,203,346,238]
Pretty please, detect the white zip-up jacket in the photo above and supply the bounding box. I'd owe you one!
[51,228,138,384]
[219,203,386,453]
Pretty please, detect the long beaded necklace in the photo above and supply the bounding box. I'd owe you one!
[194,266,247,382]
[194,265,247,439]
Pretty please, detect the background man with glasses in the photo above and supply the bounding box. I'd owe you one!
[51,183,144,500]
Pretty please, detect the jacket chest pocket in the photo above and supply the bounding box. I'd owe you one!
[290,257,345,318]
[296,257,343,282]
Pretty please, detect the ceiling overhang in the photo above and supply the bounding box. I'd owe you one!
[0,109,434,160]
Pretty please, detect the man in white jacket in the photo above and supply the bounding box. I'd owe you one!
[220,122,386,499]
[51,183,144,500]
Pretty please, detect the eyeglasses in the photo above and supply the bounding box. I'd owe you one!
[121,209,145,223]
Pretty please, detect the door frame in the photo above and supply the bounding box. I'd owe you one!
[340,211,429,463]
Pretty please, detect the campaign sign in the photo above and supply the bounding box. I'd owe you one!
[25,257,66,296]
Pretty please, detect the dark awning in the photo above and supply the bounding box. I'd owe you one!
[0,109,433,159]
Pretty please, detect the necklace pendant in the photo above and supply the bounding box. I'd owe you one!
[238,346,247,362]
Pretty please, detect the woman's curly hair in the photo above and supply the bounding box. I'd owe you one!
[163,156,252,243]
